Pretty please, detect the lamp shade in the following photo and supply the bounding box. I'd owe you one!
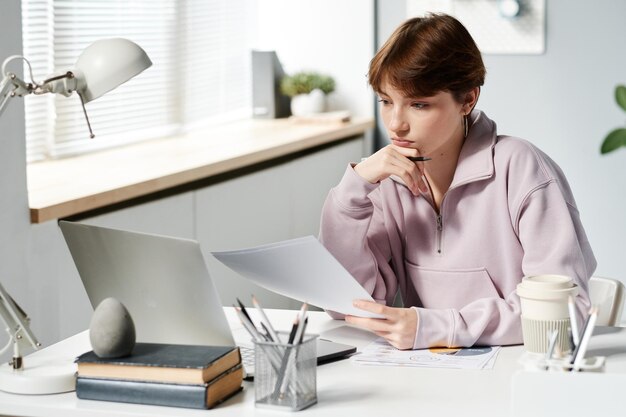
[74,38,152,103]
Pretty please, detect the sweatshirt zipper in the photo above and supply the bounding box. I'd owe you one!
[428,173,488,255]
[436,214,443,254]
[422,173,445,255]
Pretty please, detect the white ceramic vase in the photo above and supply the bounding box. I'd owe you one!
[290,88,326,116]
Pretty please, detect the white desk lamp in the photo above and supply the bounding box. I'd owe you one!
[0,37,152,137]
[0,38,151,394]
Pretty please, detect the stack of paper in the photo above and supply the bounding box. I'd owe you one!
[352,338,501,370]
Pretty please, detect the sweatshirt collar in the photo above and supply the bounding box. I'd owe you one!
[449,109,497,189]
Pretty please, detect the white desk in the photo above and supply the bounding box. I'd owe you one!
[0,308,624,417]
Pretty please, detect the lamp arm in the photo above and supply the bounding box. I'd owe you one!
[39,71,79,97]
[0,75,15,118]
[0,282,41,369]
[0,55,96,139]
[0,55,37,119]
[0,72,34,119]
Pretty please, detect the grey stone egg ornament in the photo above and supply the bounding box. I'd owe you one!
[89,297,136,358]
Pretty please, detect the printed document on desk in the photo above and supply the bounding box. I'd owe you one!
[353,338,501,370]
[211,236,383,318]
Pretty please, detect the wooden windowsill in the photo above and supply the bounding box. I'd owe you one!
[27,117,374,223]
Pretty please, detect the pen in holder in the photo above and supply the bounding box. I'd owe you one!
[254,331,318,411]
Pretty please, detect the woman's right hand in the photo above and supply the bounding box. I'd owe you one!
[354,145,427,196]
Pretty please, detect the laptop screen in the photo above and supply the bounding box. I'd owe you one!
[59,221,235,347]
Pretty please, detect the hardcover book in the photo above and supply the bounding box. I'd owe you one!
[76,364,243,409]
[75,343,241,384]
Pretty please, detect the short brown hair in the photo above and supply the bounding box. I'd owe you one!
[369,14,485,103]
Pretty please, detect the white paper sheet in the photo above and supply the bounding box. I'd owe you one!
[211,236,383,318]
[352,338,501,370]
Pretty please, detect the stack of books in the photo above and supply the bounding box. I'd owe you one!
[75,343,243,409]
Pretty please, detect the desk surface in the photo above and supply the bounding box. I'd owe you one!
[1,308,624,417]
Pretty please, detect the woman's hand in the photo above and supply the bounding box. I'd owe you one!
[345,300,418,350]
[354,145,428,196]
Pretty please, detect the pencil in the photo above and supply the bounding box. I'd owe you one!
[571,307,598,371]
[233,305,262,341]
[252,295,281,343]
[545,329,559,361]
[568,296,580,346]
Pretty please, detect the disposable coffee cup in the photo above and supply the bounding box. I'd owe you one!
[516,275,578,354]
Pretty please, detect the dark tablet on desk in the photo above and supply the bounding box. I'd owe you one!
[317,339,357,364]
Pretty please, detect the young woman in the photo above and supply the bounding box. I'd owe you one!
[319,14,596,350]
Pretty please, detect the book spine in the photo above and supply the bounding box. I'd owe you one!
[76,377,207,409]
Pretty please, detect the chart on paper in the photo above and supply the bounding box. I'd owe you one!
[352,338,501,369]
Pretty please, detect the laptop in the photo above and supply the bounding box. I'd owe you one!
[59,221,355,378]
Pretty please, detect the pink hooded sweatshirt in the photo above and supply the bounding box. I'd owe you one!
[319,110,596,349]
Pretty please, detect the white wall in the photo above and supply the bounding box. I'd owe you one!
[479,1,626,284]
[0,0,64,350]
[255,0,375,119]
[377,0,626,286]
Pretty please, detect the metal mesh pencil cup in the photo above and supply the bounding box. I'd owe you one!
[254,332,318,411]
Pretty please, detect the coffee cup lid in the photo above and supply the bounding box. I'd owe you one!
[517,275,578,300]
[521,275,573,290]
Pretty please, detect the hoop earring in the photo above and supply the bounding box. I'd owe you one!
[463,114,469,138]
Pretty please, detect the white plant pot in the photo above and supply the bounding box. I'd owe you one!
[290,89,326,116]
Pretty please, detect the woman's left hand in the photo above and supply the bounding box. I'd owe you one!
[345,300,418,350]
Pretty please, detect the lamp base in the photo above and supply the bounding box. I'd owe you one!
[0,353,76,394]
[0,330,91,394]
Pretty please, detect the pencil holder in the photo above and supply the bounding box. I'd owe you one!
[254,332,318,411]
[519,351,606,373]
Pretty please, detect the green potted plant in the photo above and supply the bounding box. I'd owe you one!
[601,85,626,154]
[280,71,335,116]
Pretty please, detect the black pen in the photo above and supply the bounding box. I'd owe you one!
[298,317,309,344]
[236,297,254,327]
[287,317,299,344]
[233,305,262,341]
[408,156,432,162]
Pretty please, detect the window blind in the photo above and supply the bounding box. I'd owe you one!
[21,0,255,162]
